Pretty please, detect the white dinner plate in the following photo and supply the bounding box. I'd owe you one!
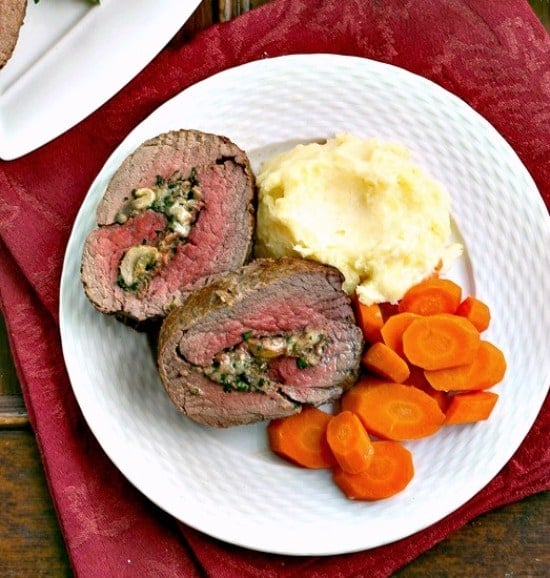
[59,54,550,556]
[0,0,201,160]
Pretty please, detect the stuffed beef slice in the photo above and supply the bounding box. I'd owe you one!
[157,258,364,427]
[81,129,255,327]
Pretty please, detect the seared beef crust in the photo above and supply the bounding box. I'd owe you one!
[158,258,363,427]
[81,129,255,327]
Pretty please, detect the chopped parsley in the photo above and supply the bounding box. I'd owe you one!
[202,330,327,393]
[116,275,138,292]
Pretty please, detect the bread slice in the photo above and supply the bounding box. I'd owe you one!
[0,0,27,69]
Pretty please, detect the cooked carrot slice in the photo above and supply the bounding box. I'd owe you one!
[267,406,335,469]
[353,297,384,343]
[424,340,506,391]
[341,382,445,440]
[333,440,414,500]
[326,411,374,474]
[456,296,491,332]
[361,341,410,383]
[398,277,462,316]
[380,312,419,358]
[444,391,499,425]
[402,314,480,370]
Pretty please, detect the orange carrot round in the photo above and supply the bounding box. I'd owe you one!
[380,312,419,358]
[341,382,445,440]
[402,313,480,370]
[361,341,411,383]
[353,297,384,343]
[444,391,499,425]
[326,411,374,474]
[332,440,414,500]
[456,295,491,332]
[424,340,506,392]
[267,406,335,469]
[398,277,462,316]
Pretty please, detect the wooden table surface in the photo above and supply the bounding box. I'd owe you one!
[1,1,549,576]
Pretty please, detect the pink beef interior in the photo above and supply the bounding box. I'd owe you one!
[176,271,359,394]
[81,211,167,317]
[81,130,254,325]
[157,259,363,427]
[147,163,251,297]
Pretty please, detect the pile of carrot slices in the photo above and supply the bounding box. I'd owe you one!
[267,276,507,501]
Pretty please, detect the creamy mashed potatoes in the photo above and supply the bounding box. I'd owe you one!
[254,133,462,305]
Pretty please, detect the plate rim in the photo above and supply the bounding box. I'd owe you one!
[59,53,550,556]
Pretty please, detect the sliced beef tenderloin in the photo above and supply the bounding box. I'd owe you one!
[157,258,364,428]
[0,0,27,69]
[81,129,255,327]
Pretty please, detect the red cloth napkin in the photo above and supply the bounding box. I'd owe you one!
[1,0,549,575]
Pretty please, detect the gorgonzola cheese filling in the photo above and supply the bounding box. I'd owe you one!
[116,171,202,292]
[202,329,327,393]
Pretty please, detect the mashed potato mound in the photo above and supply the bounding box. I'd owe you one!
[254,133,462,305]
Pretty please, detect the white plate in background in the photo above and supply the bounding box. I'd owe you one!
[0,0,201,160]
[60,54,550,555]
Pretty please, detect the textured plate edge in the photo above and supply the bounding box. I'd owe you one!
[59,53,550,556]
